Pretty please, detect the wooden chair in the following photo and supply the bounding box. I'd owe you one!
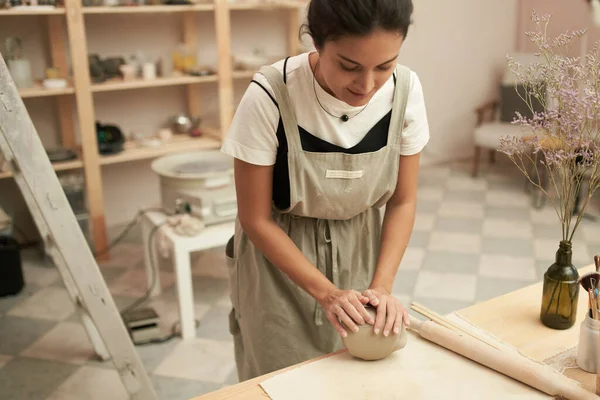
[472,53,545,178]
[471,100,530,177]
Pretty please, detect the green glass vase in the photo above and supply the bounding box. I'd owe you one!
[540,240,580,330]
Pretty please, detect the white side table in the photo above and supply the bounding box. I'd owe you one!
[140,211,235,340]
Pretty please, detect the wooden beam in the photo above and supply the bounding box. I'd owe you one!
[214,0,233,139]
[47,15,69,79]
[64,0,108,258]
[47,15,77,150]
[183,12,202,118]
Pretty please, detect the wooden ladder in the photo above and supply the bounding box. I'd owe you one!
[0,54,158,399]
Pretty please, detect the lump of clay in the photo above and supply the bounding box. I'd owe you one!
[341,305,408,361]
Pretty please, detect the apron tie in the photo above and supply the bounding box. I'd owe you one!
[314,219,339,326]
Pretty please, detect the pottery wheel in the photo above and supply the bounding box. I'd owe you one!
[174,160,231,175]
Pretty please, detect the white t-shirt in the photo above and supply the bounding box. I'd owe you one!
[221,52,429,166]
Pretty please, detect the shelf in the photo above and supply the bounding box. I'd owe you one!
[82,4,214,14]
[99,132,221,166]
[0,158,84,180]
[232,70,257,79]
[90,74,218,93]
[228,1,307,10]
[0,6,65,15]
[19,84,75,99]
[0,135,221,176]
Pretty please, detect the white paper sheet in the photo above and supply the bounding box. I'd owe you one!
[259,329,553,400]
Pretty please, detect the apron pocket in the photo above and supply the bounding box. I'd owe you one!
[228,308,241,336]
[225,235,241,319]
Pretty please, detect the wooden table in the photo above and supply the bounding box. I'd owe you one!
[191,263,597,399]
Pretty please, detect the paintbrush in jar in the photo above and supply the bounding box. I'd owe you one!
[579,272,600,292]
[590,289,598,320]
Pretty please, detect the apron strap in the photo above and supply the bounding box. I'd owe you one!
[387,64,412,151]
[313,218,336,326]
[258,65,303,154]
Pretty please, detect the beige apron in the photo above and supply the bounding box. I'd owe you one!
[227,63,411,381]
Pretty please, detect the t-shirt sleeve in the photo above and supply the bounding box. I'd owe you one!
[220,75,280,166]
[400,71,430,156]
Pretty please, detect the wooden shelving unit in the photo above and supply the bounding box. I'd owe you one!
[228,1,305,10]
[0,158,83,179]
[90,74,218,93]
[19,84,75,98]
[99,135,221,166]
[232,69,257,80]
[0,7,66,15]
[81,4,214,13]
[0,0,307,255]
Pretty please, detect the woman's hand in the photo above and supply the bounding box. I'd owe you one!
[318,289,374,338]
[362,288,409,336]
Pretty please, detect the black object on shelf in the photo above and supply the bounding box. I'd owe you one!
[0,234,24,297]
[47,148,77,163]
[96,122,125,155]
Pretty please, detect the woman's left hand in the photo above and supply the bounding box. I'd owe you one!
[362,287,410,336]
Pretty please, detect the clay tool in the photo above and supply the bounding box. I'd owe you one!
[408,315,600,400]
[595,255,600,272]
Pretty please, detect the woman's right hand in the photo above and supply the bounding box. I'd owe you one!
[318,288,375,338]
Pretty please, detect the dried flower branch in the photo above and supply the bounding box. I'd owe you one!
[498,10,600,242]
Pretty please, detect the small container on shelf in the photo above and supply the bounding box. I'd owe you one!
[5,36,33,89]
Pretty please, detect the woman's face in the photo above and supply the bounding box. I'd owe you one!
[313,29,404,107]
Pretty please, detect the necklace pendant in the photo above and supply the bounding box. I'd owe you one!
[341,114,349,122]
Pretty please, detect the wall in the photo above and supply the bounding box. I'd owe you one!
[401,0,519,166]
[517,0,600,56]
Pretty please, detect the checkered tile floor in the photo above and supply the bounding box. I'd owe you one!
[1,159,599,400]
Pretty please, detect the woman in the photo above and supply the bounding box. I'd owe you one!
[221,0,429,381]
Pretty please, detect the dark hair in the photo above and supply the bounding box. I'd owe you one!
[300,0,414,49]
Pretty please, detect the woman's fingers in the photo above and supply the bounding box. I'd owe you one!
[393,308,404,335]
[327,311,348,338]
[349,295,374,325]
[383,302,396,337]
[336,305,359,334]
[362,289,379,306]
[373,301,387,335]
[341,299,366,326]
[402,306,410,327]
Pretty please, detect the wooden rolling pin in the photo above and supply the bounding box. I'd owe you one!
[408,315,599,400]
